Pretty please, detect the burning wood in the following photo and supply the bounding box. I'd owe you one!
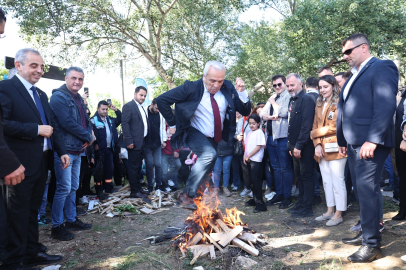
[172,192,265,261]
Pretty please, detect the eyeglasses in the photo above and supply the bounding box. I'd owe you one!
[273,83,283,88]
[342,43,366,56]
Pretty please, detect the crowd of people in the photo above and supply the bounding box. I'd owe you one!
[0,6,404,269]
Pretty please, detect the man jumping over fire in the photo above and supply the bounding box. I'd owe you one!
[156,61,252,210]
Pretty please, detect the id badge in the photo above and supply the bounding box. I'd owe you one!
[328,111,334,120]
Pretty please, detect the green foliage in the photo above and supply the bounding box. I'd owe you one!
[113,204,138,215]
[87,93,122,119]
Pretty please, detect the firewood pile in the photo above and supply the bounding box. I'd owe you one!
[171,194,266,265]
[87,184,175,217]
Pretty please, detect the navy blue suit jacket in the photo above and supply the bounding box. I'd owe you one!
[156,79,252,150]
[336,57,398,148]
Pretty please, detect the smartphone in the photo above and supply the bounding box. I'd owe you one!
[84,87,89,94]
[107,98,111,104]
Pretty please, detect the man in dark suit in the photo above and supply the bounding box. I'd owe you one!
[337,33,398,262]
[0,48,70,270]
[119,86,150,198]
[0,8,27,269]
[156,61,251,210]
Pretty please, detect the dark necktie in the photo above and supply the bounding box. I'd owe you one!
[31,86,53,150]
[210,93,222,143]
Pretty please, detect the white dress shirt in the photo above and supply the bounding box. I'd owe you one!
[190,84,249,138]
[134,100,148,137]
[102,117,112,148]
[343,56,373,100]
[16,74,48,151]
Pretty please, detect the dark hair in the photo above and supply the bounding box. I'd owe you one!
[256,102,266,106]
[335,72,345,77]
[305,76,319,88]
[343,70,352,79]
[135,86,147,93]
[0,8,6,23]
[151,98,157,105]
[97,100,109,109]
[342,33,370,49]
[318,66,332,74]
[317,75,340,107]
[252,103,265,115]
[248,113,261,124]
[98,100,109,108]
[272,75,286,84]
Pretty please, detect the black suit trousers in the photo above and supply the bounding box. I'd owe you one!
[3,152,49,264]
[127,140,145,194]
[0,182,7,263]
[347,143,390,247]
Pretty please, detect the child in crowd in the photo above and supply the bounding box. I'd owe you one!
[243,114,267,213]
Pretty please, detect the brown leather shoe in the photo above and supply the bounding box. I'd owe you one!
[130,192,147,198]
[177,192,197,210]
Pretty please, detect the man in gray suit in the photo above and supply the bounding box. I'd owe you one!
[119,86,150,198]
[337,33,398,262]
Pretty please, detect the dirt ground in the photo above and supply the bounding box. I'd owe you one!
[38,189,406,270]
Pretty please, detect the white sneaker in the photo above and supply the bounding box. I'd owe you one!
[231,184,235,189]
[265,191,276,201]
[79,196,89,205]
[291,185,297,196]
[165,187,172,192]
[240,188,251,197]
[232,186,238,191]
[168,180,175,186]
[248,191,253,198]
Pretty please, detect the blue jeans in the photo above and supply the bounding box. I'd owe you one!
[384,154,395,186]
[161,154,181,187]
[38,183,49,219]
[145,146,163,191]
[231,155,241,189]
[267,136,293,198]
[184,127,218,197]
[51,153,81,227]
[213,155,233,188]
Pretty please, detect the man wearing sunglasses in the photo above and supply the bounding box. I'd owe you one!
[337,33,398,262]
[260,75,294,209]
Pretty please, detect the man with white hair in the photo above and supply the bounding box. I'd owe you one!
[285,73,316,218]
[156,61,252,210]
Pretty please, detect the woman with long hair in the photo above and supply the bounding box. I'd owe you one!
[311,75,347,226]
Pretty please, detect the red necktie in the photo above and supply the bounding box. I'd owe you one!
[210,93,222,143]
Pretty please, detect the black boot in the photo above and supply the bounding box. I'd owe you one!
[392,208,406,221]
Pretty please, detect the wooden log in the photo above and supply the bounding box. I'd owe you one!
[188,244,211,257]
[158,195,162,208]
[101,198,120,207]
[238,233,257,243]
[190,249,203,265]
[118,184,130,192]
[232,238,259,256]
[208,233,223,242]
[216,219,230,233]
[139,207,154,214]
[248,240,255,249]
[203,233,223,253]
[187,232,203,246]
[209,245,215,260]
[208,220,221,233]
[218,226,243,247]
[144,203,154,209]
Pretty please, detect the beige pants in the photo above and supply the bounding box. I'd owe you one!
[319,157,347,211]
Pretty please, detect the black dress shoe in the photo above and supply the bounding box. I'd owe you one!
[392,208,406,221]
[342,232,362,246]
[140,189,150,195]
[347,245,382,263]
[51,224,74,241]
[22,252,63,267]
[39,243,48,253]
[253,203,267,213]
[65,218,92,231]
[287,203,302,213]
[129,192,147,198]
[245,199,255,206]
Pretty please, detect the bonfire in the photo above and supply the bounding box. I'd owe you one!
[171,191,265,264]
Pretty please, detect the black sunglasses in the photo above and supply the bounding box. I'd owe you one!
[342,43,366,56]
[273,83,283,88]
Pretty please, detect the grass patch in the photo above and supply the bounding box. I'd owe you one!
[112,247,173,270]
[383,199,398,212]
[319,258,343,270]
[63,260,79,269]
[270,260,286,270]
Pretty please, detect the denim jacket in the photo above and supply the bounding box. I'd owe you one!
[50,84,93,152]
